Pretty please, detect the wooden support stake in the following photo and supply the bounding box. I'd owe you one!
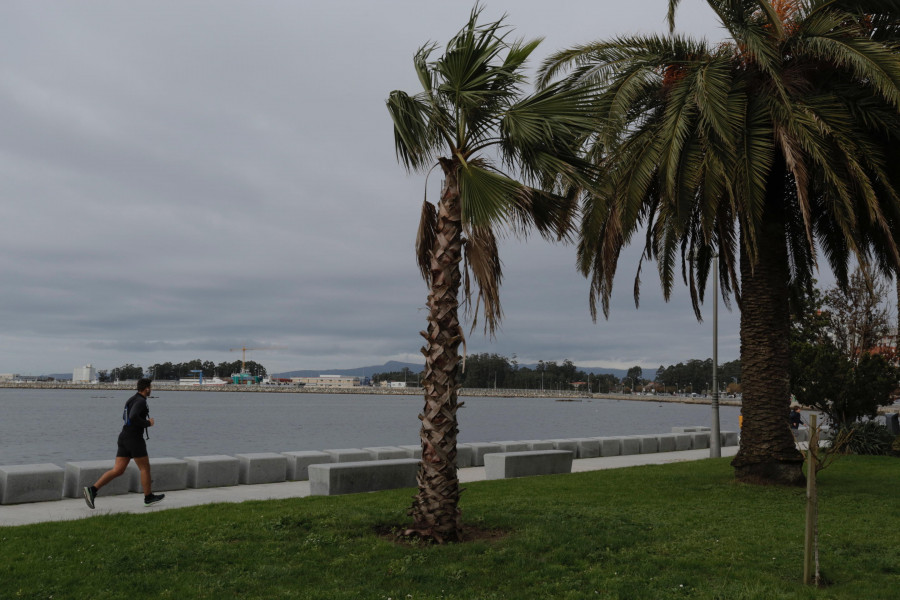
[803,414,818,586]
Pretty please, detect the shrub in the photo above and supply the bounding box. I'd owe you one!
[835,421,895,456]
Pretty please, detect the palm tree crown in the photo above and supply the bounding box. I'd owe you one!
[540,0,900,484]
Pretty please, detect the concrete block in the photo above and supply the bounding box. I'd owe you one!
[455,444,473,468]
[309,459,419,496]
[524,440,556,450]
[625,435,658,454]
[0,463,64,504]
[721,431,740,447]
[595,437,622,457]
[573,438,601,458]
[549,439,580,455]
[674,433,693,451]
[282,451,331,481]
[363,446,408,460]
[691,432,710,450]
[65,460,131,498]
[322,448,372,463]
[398,445,423,459]
[236,453,287,485]
[185,455,240,489]
[466,443,502,466]
[619,437,641,455]
[656,434,678,453]
[484,451,574,480]
[126,457,187,492]
[492,441,530,452]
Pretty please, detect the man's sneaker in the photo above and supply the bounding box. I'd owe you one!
[144,493,165,507]
[83,486,96,509]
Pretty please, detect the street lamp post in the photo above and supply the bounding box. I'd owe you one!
[689,249,722,458]
[710,254,722,457]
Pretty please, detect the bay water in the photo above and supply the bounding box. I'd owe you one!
[0,388,741,466]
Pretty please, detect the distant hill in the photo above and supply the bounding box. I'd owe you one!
[273,361,423,379]
[274,361,627,380]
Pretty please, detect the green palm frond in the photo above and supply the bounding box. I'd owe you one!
[386,90,438,172]
[458,160,522,229]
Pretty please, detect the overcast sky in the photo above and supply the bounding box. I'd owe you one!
[0,0,758,376]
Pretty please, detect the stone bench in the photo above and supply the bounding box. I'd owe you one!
[492,441,530,452]
[322,448,372,463]
[308,458,419,496]
[572,438,601,458]
[185,455,240,489]
[282,450,331,481]
[363,446,408,460]
[126,457,188,492]
[549,439,580,456]
[594,437,622,456]
[656,434,679,453]
[64,460,131,498]
[0,463,65,504]
[690,432,710,450]
[524,440,556,451]
[462,442,502,466]
[397,445,423,459]
[236,453,287,485]
[618,437,642,455]
[484,450,574,480]
[721,431,740,446]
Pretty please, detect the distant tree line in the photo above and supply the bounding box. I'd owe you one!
[654,360,743,395]
[373,353,741,394]
[97,360,268,382]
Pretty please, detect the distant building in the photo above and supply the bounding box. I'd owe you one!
[0,373,17,381]
[73,364,97,383]
[292,375,360,387]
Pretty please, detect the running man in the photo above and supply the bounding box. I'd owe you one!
[83,378,165,508]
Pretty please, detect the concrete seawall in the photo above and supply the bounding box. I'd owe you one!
[0,382,746,406]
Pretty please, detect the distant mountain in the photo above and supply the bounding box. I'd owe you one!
[273,361,423,379]
[274,361,627,380]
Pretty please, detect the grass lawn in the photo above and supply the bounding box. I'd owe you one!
[2,456,898,599]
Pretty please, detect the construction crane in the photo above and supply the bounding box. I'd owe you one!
[228,346,281,374]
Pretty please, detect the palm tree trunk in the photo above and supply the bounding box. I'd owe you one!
[732,161,805,485]
[407,157,463,543]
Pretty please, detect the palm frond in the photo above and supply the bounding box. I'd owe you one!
[462,227,503,337]
[416,199,437,284]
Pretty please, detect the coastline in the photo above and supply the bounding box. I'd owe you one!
[0,381,746,406]
[4,381,898,414]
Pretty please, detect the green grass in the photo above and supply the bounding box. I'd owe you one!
[3,456,898,599]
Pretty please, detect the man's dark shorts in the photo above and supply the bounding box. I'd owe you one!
[116,433,148,458]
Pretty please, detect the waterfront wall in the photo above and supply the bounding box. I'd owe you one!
[0,381,749,406]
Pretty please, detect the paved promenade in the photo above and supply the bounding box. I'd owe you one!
[0,446,738,527]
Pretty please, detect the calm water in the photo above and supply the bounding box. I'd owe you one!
[0,388,741,466]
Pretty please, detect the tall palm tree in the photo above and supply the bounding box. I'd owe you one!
[540,0,900,485]
[387,6,598,542]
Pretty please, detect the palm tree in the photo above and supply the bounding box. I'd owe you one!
[386,6,598,541]
[540,0,900,485]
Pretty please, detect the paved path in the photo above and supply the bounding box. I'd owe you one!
[0,446,738,527]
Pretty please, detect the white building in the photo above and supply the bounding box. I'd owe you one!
[292,375,360,387]
[73,364,97,383]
